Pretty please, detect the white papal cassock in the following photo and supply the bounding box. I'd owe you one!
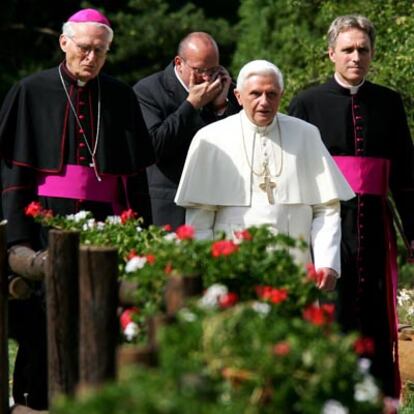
[175,110,355,275]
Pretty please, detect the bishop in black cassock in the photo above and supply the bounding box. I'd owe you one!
[289,15,414,400]
[0,9,153,410]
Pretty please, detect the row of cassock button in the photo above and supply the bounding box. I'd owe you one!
[352,96,367,293]
[76,86,93,166]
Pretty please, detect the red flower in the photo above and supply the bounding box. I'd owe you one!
[218,292,239,309]
[175,224,195,240]
[273,341,291,356]
[305,263,323,284]
[145,254,156,265]
[163,224,172,232]
[234,229,252,241]
[303,303,335,326]
[120,209,138,224]
[25,201,43,217]
[256,285,288,304]
[164,262,173,275]
[354,336,375,356]
[127,249,137,260]
[211,240,239,257]
[119,306,139,330]
[42,209,54,219]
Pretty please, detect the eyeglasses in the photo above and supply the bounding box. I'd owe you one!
[67,36,109,58]
[179,57,219,77]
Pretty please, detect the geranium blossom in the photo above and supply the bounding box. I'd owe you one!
[199,284,228,309]
[175,224,195,240]
[211,240,239,257]
[120,307,139,341]
[218,292,238,309]
[354,374,379,403]
[305,263,324,284]
[303,303,335,326]
[125,256,147,272]
[272,341,291,356]
[106,215,122,225]
[256,285,288,304]
[25,201,43,217]
[321,400,349,414]
[251,301,271,316]
[234,229,252,244]
[353,337,375,356]
[163,224,172,232]
[120,209,137,224]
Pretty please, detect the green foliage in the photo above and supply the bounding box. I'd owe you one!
[233,0,414,134]
[106,0,237,85]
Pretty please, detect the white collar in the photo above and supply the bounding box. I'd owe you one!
[334,73,365,95]
[240,110,278,135]
[174,65,189,93]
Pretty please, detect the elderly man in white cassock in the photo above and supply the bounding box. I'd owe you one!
[175,59,355,291]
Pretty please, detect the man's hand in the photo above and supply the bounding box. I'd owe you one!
[211,66,232,111]
[316,267,338,292]
[186,70,225,110]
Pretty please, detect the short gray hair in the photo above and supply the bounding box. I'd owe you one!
[237,60,284,91]
[62,21,114,43]
[327,15,375,49]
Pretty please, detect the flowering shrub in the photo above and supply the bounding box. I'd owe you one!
[26,205,392,413]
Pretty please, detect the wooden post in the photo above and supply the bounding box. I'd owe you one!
[46,230,80,405]
[78,246,118,390]
[164,274,203,317]
[0,221,8,414]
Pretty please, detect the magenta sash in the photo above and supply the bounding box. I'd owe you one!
[37,164,123,213]
[333,156,390,196]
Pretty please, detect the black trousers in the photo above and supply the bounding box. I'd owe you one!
[8,294,48,410]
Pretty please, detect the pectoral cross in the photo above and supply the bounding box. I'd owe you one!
[259,163,276,204]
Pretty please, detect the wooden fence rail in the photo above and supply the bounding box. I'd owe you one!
[0,225,199,413]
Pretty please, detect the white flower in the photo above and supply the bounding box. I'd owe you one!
[354,375,379,403]
[125,256,147,273]
[408,306,414,316]
[106,215,122,225]
[398,289,411,306]
[123,322,139,341]
[96,221,105,230]
[321,399,349,414]
[136,226,143,233]
[66,214,76,221]
[179,308,197,322]
[164,232,177,241]
[74,210,89,222]
[199,284,228,309]
[251,301,271,316]
[82,218,96,231]
[357,358,371,375]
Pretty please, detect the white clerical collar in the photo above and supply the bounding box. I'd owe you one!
[174,65,189,93]
[240,110,278,134]
[77,79,87,87]
[334,73,365,95]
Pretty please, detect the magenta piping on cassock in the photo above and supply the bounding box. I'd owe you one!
[37,164,124,214]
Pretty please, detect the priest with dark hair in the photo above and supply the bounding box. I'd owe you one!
[289,15,414,400]
[0,8,154,411]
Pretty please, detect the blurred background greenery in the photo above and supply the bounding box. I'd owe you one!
[1,0,414,135]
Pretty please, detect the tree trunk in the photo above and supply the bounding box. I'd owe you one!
[78,246,118,390]
[46,230,80,405]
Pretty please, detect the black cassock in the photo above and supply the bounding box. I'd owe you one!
[289,76,414,398]
[0,63,154,408]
